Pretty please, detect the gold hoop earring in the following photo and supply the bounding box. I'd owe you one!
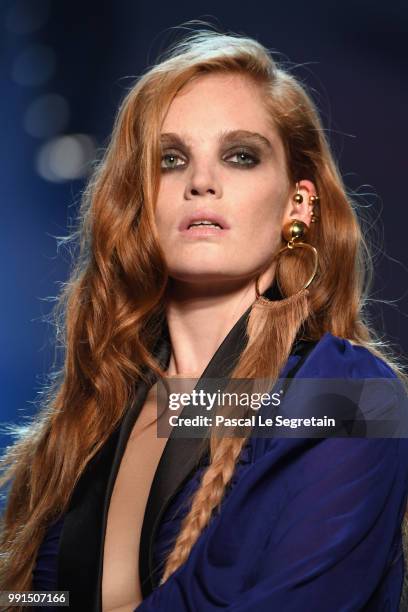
[255,219,319,302]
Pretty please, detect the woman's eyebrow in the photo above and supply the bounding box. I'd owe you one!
[220,129,274,151]
[159,129,274,152]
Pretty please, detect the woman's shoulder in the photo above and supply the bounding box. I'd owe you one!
[255,331,407,466]
[301,330,398,380]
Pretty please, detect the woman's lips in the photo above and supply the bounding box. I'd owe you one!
[179,225,230,238]
[178,210,230,231]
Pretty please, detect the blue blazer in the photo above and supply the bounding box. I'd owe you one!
[32,282,408,611]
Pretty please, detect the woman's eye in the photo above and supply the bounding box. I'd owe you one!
[225,149,259,167]
[161,153,186,170]
[160,148,260,171]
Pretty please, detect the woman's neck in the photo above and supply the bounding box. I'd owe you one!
[163,275,272,377]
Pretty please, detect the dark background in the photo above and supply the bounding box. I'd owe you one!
[1,1,407,451]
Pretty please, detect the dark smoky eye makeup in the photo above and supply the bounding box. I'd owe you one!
[224,144,262,165]
[160,148,187,171]
[159,141,263,170]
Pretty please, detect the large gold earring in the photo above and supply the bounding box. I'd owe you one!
[246,218,319,375]
[255,219,319,303]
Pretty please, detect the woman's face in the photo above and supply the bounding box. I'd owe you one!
[155,72,312,291]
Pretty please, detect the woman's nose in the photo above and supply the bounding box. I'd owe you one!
[185,166,221,199]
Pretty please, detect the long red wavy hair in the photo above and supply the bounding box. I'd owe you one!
[1,24,407,606]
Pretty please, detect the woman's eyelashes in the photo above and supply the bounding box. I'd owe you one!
[160,147,261,171]
[161,151,186,171]
[227,149,260,168]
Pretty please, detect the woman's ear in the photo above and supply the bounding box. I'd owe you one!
[282,179,317,229]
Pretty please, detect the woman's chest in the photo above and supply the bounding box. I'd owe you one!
[101,383,168,612]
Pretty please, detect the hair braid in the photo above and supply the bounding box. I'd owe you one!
[160,436,246,583]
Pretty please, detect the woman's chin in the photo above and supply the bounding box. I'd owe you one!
[168,271,232,284]
[167,272,256,291]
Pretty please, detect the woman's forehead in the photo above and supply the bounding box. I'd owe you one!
[161,75,279,144]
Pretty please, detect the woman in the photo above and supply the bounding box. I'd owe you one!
[1,26,408,612]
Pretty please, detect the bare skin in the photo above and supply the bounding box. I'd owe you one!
[102,383,165,612]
